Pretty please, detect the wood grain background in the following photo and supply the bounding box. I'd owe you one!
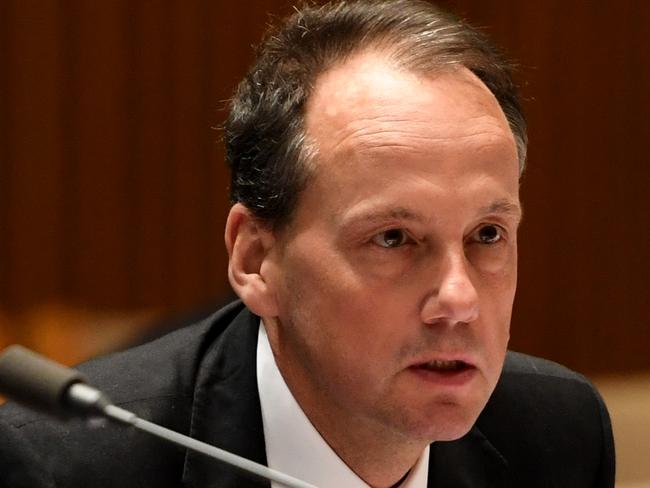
[1,1,648,374]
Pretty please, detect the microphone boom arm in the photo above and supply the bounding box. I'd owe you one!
[0,346,317,488]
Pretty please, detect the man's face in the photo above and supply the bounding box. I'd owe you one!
[263,52,521,442]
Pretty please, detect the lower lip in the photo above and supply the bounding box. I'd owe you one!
[407,365,477,387]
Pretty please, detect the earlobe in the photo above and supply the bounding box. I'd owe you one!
[225,203,279,317]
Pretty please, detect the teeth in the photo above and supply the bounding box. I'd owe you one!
[424,360,464,371]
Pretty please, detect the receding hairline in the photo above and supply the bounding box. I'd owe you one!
[300,47,520,181]
[296,36,525,178]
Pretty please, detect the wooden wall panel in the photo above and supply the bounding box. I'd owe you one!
[0,1,648,375]
[70,1,131,307]
[0,2,7,312]
[3,1,67,309]
[124,1,169,308]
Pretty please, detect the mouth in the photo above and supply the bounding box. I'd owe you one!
[407,359,477,386]
[417,359,471,372]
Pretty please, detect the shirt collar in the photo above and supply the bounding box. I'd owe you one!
[256,321,429,488]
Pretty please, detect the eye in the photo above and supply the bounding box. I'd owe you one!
[474,224,503,244]
[371,229,411,248]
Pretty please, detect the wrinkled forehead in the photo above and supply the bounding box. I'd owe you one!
[304,50,516,169]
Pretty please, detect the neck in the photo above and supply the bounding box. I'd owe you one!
[302,403,424,487]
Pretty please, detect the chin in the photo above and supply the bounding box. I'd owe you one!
[407,402,484,443]
[430,422,475,442]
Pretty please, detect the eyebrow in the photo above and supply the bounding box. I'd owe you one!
[339,199,523,233]
[338,207,425,234]
[355,207,425,222]
[478,198,523,220]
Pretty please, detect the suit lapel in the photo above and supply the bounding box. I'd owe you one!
[428,427,509,487]
[182,306,270,488]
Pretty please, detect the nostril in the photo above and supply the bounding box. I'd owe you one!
[420,292,479,325]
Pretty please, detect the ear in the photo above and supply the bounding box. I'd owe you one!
[225,203,279,317]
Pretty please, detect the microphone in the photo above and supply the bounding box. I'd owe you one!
[0,345,317,488]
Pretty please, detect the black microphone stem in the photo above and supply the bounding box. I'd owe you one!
[103,402,317,488]
[0,346,317,488]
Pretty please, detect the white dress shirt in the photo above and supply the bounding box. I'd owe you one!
[256,321,429,488]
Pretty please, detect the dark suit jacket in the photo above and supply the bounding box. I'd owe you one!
[0,301,615,487]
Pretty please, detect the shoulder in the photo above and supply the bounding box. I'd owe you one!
[0,300,249,488]
[73,299,246,408]
[477,351,615,486]
[492,351,609,423]
[4,300,245,425]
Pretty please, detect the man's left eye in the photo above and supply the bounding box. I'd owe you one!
[371,229,411,248]
[473,225,503,244]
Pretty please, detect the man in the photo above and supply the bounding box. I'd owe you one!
[0,1,614,487]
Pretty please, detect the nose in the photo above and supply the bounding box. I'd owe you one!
[420,251,480,325]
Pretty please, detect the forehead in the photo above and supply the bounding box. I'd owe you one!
[304,50,516,174]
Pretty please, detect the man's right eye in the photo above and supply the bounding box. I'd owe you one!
[371,229,410,248]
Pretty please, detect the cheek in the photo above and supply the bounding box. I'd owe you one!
[279,233,394,313]
[277,243,409,371]
[475,246,516,353]
[475,238,518,304]
[482,280,515,387]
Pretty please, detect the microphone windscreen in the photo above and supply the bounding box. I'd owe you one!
[0,345,86,417]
